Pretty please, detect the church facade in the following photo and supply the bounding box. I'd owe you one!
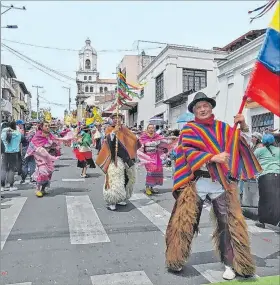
[75,38,117,121]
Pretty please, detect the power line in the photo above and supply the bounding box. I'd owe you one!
[1,38,164,53]
[2,43,76,81]
[1,44,75,86]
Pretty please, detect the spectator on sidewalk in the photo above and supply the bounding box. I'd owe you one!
[1,121,22,191]
[254,133,280,228]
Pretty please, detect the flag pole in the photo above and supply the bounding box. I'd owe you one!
[225,95,248,152]
[115,69,120,166]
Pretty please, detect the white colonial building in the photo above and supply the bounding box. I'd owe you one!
[75,38,117,121]
[1,64,16,121]
[214,29,279,132]
[137,45,227,129]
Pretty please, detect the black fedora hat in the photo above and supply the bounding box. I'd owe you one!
[188,92,216,113]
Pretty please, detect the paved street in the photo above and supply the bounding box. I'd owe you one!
[1,147,279,285]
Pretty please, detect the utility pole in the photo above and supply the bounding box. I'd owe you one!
[62,86,71,112]
[32,85,43,120]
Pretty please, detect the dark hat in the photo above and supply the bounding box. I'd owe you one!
[110,112,124,118]
[188,92,216,113]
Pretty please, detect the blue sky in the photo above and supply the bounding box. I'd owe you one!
[1,1,274,118]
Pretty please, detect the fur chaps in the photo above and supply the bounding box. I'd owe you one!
[125,164,136,200]
[165,183,198,270]
[212,182,255,276]
[103,157,136,205]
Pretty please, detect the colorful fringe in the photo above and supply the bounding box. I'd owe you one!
[173,120,262,192]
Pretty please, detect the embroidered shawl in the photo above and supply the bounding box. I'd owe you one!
[96,125,141,173]
[173,120,262,192]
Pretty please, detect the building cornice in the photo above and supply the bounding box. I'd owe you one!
[138,45,227,80]
[217,34,264,69]
[217,58,256,78]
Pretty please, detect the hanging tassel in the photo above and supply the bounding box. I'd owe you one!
[249,0,277,23]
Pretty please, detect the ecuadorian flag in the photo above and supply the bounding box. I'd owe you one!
[246,2,280,117]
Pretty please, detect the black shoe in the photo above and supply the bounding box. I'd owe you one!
[255,222,265,228]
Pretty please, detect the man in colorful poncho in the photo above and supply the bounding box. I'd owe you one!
[165,92,261,280]
[96,112,141,211]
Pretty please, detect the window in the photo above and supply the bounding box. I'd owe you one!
[85,86,89,92]
[99,87,103,93]
[182,69,207,92]
[104,87,108,92]
[84,76,87,80]
[90,86,93,92]
[89,76,92,81]
[85,59,91,69]
[251,112,274,133]
[155,73,164,103]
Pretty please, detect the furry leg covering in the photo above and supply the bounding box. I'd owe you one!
[165,183,199,270]
[103,157,126,205]
[125,164,136,200]
[212,182,255,276]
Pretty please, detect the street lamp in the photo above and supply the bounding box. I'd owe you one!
[1,4,26,15]
[1,25,18,29]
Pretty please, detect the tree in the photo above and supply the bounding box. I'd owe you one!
[31,111,37,119]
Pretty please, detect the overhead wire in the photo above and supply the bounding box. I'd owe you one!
[1,44,76,86]
[2,43,76,81]
[1,38,164,53]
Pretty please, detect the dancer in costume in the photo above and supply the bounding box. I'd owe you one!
[165,92,261,280]
[96,112,141,211]
[26,122,60,197]
[139,124,169,195]
[75,126,96,178]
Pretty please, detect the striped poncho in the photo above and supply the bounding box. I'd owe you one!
[173,120,262,192]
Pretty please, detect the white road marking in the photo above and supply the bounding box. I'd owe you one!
[91,271,153,285]
[1,197,27,250]
[193,263,225,283]
[7,283,32,285]
[129,193,171,234]
[66,195,110,244]
[246,219,274,234]
[62,178,85,182]
[203,204,275,234]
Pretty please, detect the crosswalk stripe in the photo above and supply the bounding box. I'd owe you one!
[1,197,27,250]
[6,283,32,285]
[90,271,153,285]
[202,204,274,234]
[66,195,110,244]
[130,193,171,234]
[62,178,85,182]
[193,263,225,283]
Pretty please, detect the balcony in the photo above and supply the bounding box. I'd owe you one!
[19,100,27,110]
[1,78,16,97]
[1,98,12,114]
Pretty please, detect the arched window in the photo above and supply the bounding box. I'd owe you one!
[90,86,93,92]
[85,86,89,92]
[84,76,87,80]
[89,76,92,81]
[85,59,91,69]
[104,87,108,92]
[99,87,103,93]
